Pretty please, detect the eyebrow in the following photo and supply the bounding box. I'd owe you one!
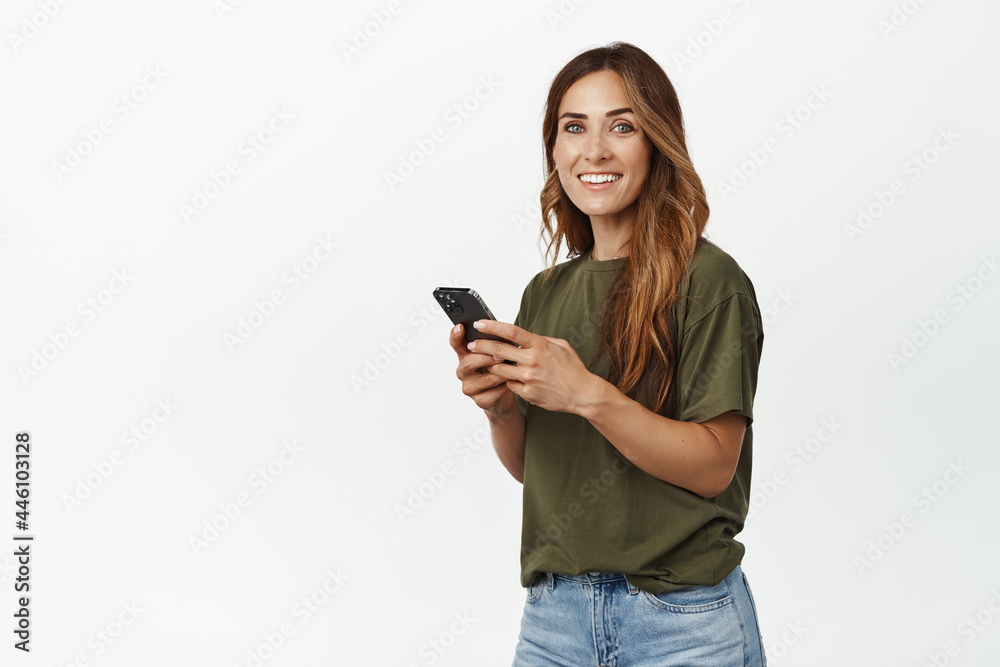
[558,108,634,120]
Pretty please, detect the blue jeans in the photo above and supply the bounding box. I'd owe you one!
[512,565,766,666]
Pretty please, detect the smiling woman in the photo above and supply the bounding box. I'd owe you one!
[448,42,766,666]
[551,69,652,235]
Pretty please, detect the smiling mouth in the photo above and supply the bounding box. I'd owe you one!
[578,173,622,184]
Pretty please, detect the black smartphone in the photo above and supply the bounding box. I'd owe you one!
[433,287,517,364]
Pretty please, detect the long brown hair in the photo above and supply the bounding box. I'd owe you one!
[539,42,709,414]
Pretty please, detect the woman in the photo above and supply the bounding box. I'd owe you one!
[449,42,766,666]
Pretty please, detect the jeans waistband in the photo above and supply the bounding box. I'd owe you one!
[551,571,628,584]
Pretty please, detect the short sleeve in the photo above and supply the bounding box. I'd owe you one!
[673,293,763,425]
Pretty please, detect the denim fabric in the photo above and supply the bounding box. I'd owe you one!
[512,564,766,667]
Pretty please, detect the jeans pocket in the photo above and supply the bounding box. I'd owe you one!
[526,574,546,604]
[639,580,733,613]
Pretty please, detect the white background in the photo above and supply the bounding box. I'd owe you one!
[2,0,999,665]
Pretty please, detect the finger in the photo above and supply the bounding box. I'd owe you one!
[484,360,517,382]
[503,378,526,399]
[448,323,469,356]
[471,383,511,410]
[471,319,536,348]
[467,337,524,364]
[458,350,501,379]
[462,364,508,397]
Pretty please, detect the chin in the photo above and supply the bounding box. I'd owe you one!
[577,201,621,217]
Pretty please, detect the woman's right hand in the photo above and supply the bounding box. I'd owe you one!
[450,323,516,418]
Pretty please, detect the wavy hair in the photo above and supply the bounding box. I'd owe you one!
[539,42,709,414]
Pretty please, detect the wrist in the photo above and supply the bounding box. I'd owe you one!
[485,403,518,426]
[575,373,614,421]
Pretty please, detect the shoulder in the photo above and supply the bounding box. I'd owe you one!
[687,239,755,293]
[679,238,760,324]
[685,238,758,300]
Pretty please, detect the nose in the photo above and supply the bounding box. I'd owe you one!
[584,130,611,162]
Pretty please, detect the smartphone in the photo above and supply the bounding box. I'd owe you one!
[433,287,517,364]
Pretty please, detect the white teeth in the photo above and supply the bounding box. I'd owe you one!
[579,173,622,184]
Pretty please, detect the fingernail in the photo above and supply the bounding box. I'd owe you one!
[492,355,503,362]
[473,320,484,330]
[467,341,476,350]
[453,324,461,334]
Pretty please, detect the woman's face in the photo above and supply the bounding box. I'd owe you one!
[552,69,653,226]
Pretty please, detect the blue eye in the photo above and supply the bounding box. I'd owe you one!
[564,122,584,133]
[612,122,634,133]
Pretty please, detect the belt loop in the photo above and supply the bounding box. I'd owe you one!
[623,574,639,595]
[545,572,554,590]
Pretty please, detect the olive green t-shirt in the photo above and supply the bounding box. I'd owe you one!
[512,238,764,594]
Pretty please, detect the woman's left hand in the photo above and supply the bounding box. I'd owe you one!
[466,319,604,415]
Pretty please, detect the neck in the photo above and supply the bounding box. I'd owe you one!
[590,212,633,261]
[592,245,625,261]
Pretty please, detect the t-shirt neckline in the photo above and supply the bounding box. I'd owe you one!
[583,245,628,272]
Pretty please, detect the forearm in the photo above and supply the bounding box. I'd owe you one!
[577,376,733,498]
[485,405,526,484]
